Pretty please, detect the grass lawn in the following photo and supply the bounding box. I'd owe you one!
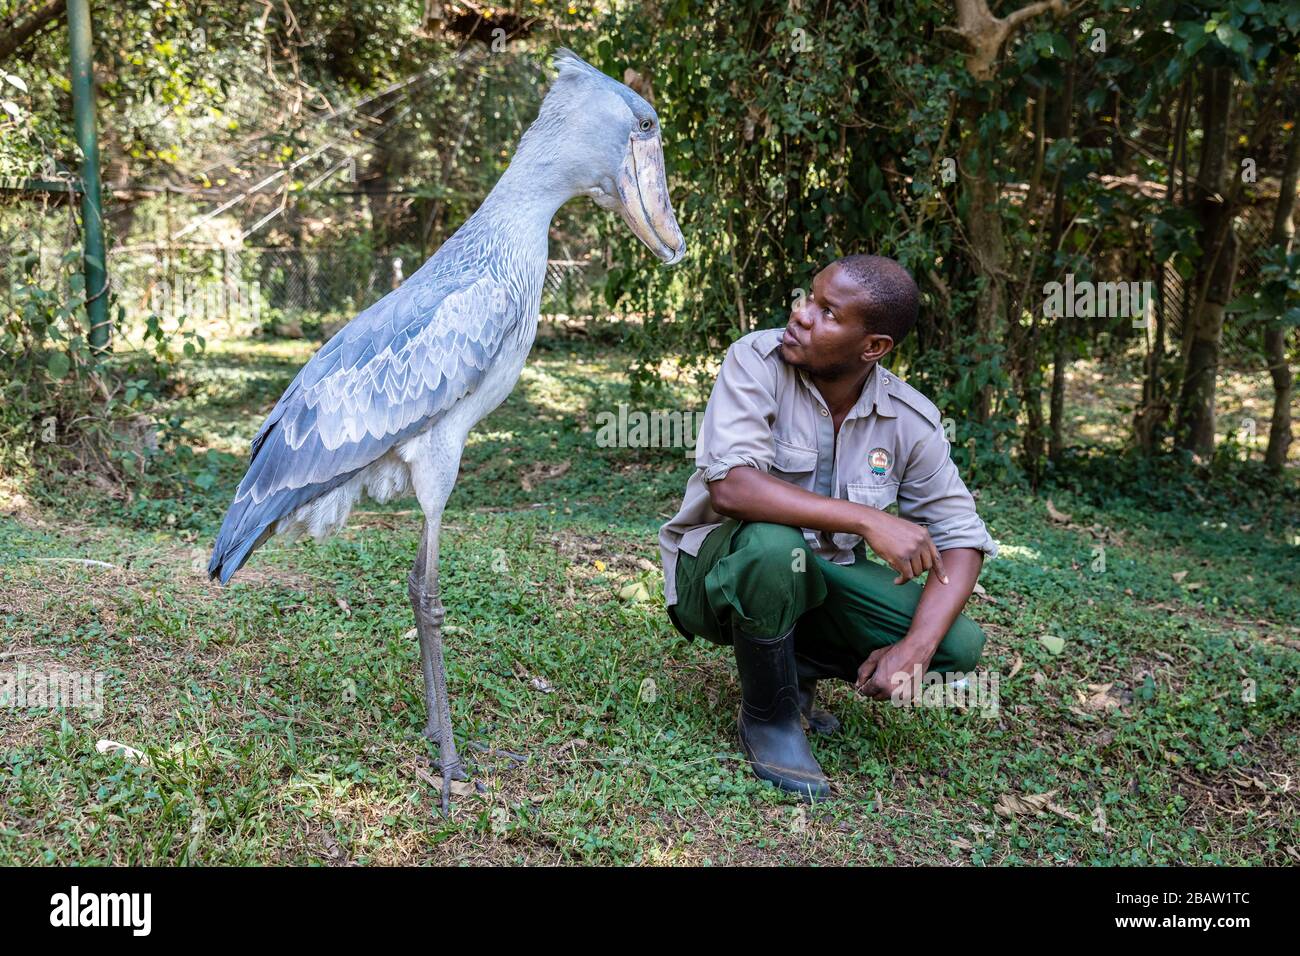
[1,331,1298,865]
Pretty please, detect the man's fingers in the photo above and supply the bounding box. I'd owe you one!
[861,676,891,701]
[855,650,884,690]
[892,557,913,584]
[931,544,949,584]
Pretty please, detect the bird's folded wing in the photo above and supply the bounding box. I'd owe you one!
[209,273,513,581]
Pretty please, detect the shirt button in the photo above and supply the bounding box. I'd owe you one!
[883,376,891,385]
[819,406,829,416]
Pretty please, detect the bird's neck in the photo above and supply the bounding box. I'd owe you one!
[471,156,576,251]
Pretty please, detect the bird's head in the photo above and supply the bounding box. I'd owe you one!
[519,48,686,265]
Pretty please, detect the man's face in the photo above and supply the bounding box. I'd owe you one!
[779,262,892,377]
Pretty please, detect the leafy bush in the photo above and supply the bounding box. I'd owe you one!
[0,231,232,525]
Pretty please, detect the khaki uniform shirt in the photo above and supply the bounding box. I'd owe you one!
[659,328,998,606]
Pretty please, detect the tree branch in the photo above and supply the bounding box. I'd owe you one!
[949,0,1068,80]
[0,0,65,65]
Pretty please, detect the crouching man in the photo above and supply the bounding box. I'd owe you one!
[658,255,998,801]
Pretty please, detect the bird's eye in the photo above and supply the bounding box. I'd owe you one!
[639,118,653,132]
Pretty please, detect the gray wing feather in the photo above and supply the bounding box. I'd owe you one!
[208,272,512,582]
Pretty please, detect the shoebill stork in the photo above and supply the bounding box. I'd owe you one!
[207,49,686,814]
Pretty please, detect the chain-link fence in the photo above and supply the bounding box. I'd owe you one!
[0,187,85,322]
[1158,200,1277,364]
[99,244,595,337]
[107,245,392,334]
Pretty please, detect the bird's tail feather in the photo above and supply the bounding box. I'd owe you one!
[208,515,273,585]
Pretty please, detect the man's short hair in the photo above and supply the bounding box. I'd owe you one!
[834,254,919,345]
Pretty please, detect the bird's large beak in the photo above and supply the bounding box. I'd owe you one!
[615,131,686,265]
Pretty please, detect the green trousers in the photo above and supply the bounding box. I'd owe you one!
[668,520,986,674]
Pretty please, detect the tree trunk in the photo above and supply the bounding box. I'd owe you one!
[1175,65,1237,456]
[950,0,1066,425]
[1264,123,1300,471]
[1047,36,1076,463]
[1136,78,1191,454]
[1012,88,1049,483]
[959,92,1007,425]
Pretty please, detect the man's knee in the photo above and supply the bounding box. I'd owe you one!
[712,522,821,637]
[732,522,813,577]
[938,616,986,674]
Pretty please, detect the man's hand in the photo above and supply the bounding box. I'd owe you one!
[855,639,936,703]
[858,509,948,585]
[707,464,950,586]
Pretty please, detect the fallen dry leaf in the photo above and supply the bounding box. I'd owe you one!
[1046,800,1082,823]
[995,790,1058,818]
[416,766,475,797]
[96,739,151,766]
[1081,683,1123,712]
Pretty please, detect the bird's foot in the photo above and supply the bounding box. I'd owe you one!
[432,753,471,781]
[469,741,528,768]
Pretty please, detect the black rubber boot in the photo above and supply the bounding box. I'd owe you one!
[733,624,830,802]
[794,639,860,736]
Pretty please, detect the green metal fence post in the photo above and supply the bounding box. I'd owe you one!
[67,0,109,351]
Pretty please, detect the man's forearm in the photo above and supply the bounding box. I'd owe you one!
[708,465,869,535]
[904,547,983,654]
[708,464,951,585]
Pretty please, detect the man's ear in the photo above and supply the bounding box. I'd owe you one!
[859,333,894,364]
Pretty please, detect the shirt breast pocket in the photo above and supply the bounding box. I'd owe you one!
[847,481,899,512]
[831,481,900,551]
[771,437,817,483]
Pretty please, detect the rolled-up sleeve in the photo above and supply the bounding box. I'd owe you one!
[696,340,778,482]
[897,423,998,558]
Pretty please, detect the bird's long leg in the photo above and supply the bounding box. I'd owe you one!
[407,514,465,817]
[410,529,440,742]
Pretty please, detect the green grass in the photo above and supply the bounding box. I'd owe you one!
[1,332,1297,865]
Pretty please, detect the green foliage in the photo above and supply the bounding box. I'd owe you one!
[1227,245,1300,329]
[585,2,965,394]
[0,220,228,522]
